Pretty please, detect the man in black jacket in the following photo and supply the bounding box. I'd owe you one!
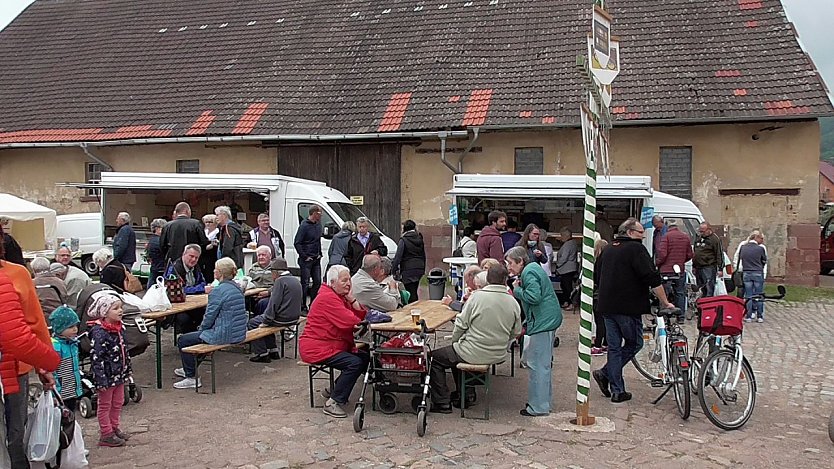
[160,202,209,263]
[693,222,724,298]
[592,218,674,403]
[345,217,388,275]
[294,205,323,309]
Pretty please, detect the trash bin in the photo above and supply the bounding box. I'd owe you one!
[427,268,447,300]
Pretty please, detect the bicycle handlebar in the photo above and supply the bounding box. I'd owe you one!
[749,284,786,302]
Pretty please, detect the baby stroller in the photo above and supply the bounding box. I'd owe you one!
[353,320,432,437]
[74,284,150,418]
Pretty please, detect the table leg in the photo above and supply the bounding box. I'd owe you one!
[154,322,162,389]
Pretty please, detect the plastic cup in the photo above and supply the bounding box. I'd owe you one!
[411,309,422,325]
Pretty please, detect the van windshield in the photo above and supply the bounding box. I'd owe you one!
[328,203,379,233]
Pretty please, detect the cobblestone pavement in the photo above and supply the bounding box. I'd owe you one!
[80,298,834,468]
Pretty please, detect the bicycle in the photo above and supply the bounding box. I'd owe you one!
[685,270,701,320]
[631,273,689,419]
[690,285,785,430]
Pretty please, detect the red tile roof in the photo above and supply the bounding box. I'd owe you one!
[820,162,834,185]
[0,0,830,144]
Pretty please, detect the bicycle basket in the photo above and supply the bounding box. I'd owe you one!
[696,295,745,336]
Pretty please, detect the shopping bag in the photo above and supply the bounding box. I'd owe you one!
[59,422,88,469]
[121,292,152,313]
[714,276,728,296]
[26,390,61,462]
[144,277,172,311]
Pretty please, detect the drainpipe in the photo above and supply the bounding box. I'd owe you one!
[80,143,113,171]
[438,132,458,174]
[457,127,480,173]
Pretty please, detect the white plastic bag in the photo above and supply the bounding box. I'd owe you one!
[714,274,728,296]
[60,422,89,469]
[144,277,172,312]
[121,291,152,313]
[26,390,60,462]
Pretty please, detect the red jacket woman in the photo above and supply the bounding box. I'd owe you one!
[0,268,59,394]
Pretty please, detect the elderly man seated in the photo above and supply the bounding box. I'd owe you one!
[164,244,208,333]
[31,257,68,316]
[247,245,275,315]
[248,258,303,363]
[429,265,522,413]
[351,254,400,312]
[442,265,483,312]
[54,245,91,308]
[299,265,369,418]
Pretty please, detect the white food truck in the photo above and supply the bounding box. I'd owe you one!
[72,172,396,275]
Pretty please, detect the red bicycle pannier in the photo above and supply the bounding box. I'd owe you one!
[696,295,746,336]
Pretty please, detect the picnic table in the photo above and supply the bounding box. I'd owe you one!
[143,287,269,389]
[370,300,457,333]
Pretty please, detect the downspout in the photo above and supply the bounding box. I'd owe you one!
[80,143,112,171]
[456,127,480,173]
[438,131,458,173]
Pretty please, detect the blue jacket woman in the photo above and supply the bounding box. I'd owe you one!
[198,279,247,345]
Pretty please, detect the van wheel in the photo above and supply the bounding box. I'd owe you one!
[82,256,99,276]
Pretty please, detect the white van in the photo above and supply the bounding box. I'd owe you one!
[71,172,397,274]
[56,212,104,275]
[447,174,704,255]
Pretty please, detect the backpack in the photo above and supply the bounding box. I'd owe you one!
[452,238,473,257]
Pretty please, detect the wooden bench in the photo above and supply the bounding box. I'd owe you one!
[456,363,493,420]
[183,321,303,394]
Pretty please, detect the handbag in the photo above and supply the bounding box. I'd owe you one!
[122,266,144,294]
[165,273,186,303]
[731,255,743,296]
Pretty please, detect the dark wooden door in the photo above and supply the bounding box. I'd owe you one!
[277,143,402,239]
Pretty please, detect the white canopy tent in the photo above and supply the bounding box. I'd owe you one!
[0,193,57,251]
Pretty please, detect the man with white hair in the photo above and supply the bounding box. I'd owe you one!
[161,201,209,262]
[112,211,136,266]
[351,254,400,312]
[54,245,91,308]
[215,205,245,268]
[248,212,285,259]
[248,245,276,315]
[345,217,387,275]
[442,265,483,312]
[31,257,68,315]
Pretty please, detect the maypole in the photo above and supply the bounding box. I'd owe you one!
[573,0,619,426]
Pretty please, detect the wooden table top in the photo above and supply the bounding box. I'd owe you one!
[370,300,457,333]
[141,287,268,320]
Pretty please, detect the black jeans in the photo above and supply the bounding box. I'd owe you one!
[299,258,321,308]
[429,345,474,405]
[176,307,205,334]
[247,314,278,356]
[600,314,644,395]
[5,374,29,469]
[558,271,578,305]
[321,351,369,405]
[696,265,717,297]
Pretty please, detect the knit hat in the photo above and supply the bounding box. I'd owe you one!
[87,292,121,319]
[49,306,80,335]
[49,262,68,274]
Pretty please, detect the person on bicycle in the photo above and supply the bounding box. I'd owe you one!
[592,218,674,403]
[693,222,724,297]
[655,219,693,321]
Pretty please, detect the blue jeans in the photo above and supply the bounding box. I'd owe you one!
[696,266,717,297]
[743,271,765,319]
[321,351,370,405]
[601,314,644,395]
[525,330,556,415]
[299,259,321,308]
[177,331,206,378]
[662,275,687,318]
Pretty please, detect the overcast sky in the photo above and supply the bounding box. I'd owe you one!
[0,0,831,97]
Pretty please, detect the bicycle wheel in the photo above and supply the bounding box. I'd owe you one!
[671,346,691,419]
[631,314,664,381]
[697,349,756,430]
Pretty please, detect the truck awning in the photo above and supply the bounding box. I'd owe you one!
[57,172,295,192]
[447,174,653,199]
